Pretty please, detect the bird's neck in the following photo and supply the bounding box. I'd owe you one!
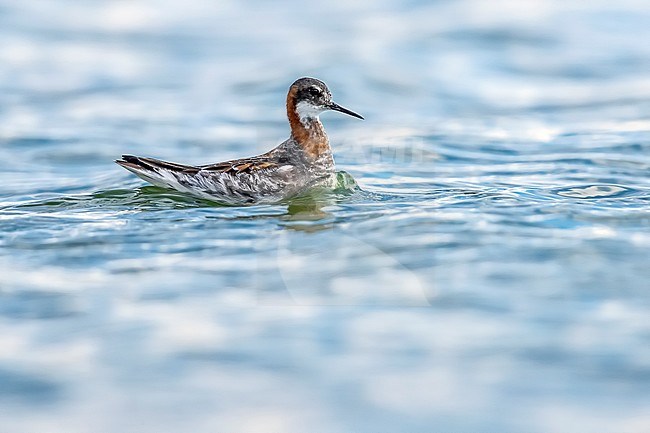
[287,97,330,160]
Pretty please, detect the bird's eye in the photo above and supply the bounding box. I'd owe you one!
[308,87,322,97]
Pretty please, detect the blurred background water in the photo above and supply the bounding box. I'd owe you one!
[1,0,649,432]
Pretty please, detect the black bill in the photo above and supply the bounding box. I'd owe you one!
[328,102,364,120]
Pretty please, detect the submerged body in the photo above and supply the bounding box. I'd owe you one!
[116,77,363,205]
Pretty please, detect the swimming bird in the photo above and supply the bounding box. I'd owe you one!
[116,77,363,204]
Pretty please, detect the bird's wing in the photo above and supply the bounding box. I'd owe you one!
[199,155,280,175]
[116,155,201,174]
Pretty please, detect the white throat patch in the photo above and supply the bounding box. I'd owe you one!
[296,101,324,125]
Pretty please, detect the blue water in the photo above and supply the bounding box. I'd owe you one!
[1,1,650,432]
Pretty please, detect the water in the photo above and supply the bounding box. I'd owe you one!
[1,1,649,432]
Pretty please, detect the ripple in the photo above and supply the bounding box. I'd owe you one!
[2,0,650,431]
[555,184,635,199]
[0,368,62,405]
[6,187,224,213]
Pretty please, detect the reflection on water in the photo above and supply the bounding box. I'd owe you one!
[556,184,630,199]
[269,230,432,305]
[1,0,650,432]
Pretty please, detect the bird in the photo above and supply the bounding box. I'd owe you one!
[116,77,363,205]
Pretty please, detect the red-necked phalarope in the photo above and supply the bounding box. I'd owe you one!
[116,77,363,204]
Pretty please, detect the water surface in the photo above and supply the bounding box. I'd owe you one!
[1,1,649,432]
